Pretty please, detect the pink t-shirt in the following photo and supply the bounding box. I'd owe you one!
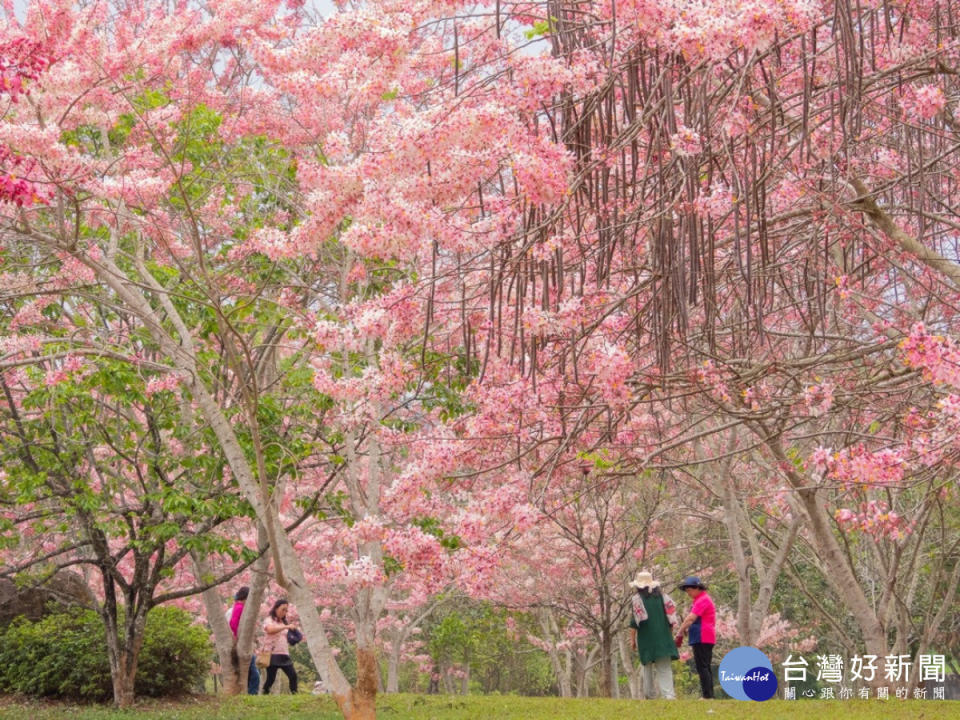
[689,592,716,644]
[261,618,290,655]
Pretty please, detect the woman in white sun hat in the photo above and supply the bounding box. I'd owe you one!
[628,570,679,699]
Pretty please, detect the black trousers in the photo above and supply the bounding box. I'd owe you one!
[263,654,298,694]
[692,643,714,698]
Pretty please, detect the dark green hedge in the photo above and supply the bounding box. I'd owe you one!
[0,606,210,701]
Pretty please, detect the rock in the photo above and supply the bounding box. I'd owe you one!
[0,571,92,626]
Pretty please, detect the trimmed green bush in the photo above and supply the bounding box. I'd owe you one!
[0,606,211,701]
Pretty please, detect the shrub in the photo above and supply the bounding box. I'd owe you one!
[134,606,212,698]
[0,607,111,701]
[0,605,211,701]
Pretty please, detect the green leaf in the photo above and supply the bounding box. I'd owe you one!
[524,19,552,39]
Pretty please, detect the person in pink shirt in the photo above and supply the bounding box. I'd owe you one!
[675,576,716,698]
[225,586,260,695]
[261,598,299,694]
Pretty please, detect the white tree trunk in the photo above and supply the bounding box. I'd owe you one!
[538,609,573,697]
[194,555,242,695]
[617,630,641,699]
[386,645,401,693]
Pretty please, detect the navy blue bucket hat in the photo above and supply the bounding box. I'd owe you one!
[678,575,707,590]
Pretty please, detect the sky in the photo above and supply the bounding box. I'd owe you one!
[10,0,337,23]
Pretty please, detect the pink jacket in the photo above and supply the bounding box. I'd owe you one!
[228,601,244,638]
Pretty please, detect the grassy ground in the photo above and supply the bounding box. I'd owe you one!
[0,694,955,719]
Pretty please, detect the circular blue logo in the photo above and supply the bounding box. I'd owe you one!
[718,647,778,701]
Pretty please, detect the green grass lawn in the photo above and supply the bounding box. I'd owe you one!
[0,694,955,719]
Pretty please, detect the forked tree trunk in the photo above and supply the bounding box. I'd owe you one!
[574,657,590,697]
[103,605,148,708]
[574,646,596,697]
[722,471,801,647]
[195,531,270,696]
[538,609,573,697]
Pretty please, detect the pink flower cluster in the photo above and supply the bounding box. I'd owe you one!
[0,37,50,102]
[693,360,732,403]
[43,354,88,387]
[835,501,909,540]
[802,382,835,417]
[669,125,702,156]
[144,374,182,396]
[811,444,905,489]
[0,146,49,206]
[0,39,52,206]
[899,84,947,121]
[901,324,960,388]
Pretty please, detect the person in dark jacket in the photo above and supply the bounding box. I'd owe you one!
[628,570,678,699]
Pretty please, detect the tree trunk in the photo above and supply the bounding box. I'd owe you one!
[617,630,641,699]
[718,445,803,649]
[100,578,148,709]
[333,647,377,719]
[768,438,889,659]
[908,560,960,692]
[386,645,401,693]
[795,486,888,657]
[105,612,147,707]
[599,628,613,697]
[574,649,592,697]
[111,662,137,709]
[195,555,242,695]
[441,662,454,693]
[236,528,271,691]
[749,516,800,641]
[538,610,572,697]
[610,639,620,698]
[545,643,572,697]
[722,473,755,645]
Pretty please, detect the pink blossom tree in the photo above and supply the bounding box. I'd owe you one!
[1,2,578,717]
[4,0,960,712]
[0,347,263,705]
[471,0,960,666]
